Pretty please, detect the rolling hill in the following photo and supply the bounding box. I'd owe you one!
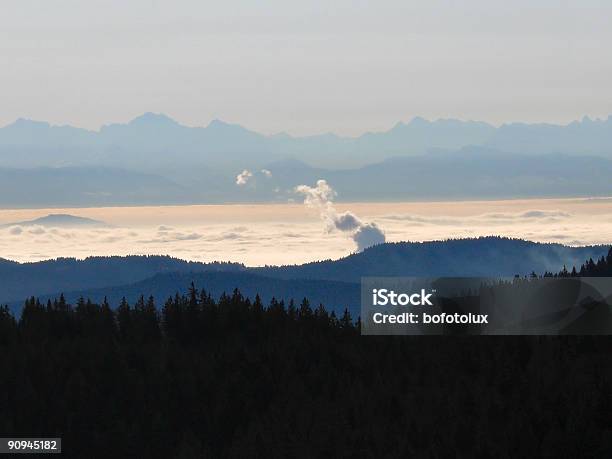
[2,237,609,316]
[255,237,609,282]
[1,213,108,228]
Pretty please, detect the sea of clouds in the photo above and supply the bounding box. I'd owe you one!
[1,198,612,265]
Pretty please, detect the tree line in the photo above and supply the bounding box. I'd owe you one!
[1,280,611,457]
[545,247,612,277]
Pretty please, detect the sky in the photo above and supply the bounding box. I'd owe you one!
[1,0,612,136]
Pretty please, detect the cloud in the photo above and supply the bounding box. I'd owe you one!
[206,231,244,242]
[172,232,202,241]
[235,169,253,186]
[100,235,124,243]
[219,232,240,240]
[353,223,387,251]
[1,200,607,267]
[281,231,305,238]
[334,211,362,232]
[382,214,459,225]
[28,226,46,235]
[381,209,573,226]
[261,169,272,178]
[295,179,336,209]
[295,179,385,251]
[484,210,572,220]
[138,231,203,243]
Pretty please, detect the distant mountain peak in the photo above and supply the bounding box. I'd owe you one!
[389,121,406,132]
[408,116,429,125]
[7,118,51,129]
[205,118,263,139]
[208,118,228,127]
[206,118,245,131]
[2,213,109,228]
[129,112,178,126]
[270,131,293,140]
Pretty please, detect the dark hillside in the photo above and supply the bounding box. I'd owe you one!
[23,271,359,318]
[0,256,243,303]
[257,237,609,282]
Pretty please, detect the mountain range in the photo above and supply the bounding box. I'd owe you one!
[2,149,612,206]
[3,237,609,316]
[0,166,193,207]
[2,113,612,169]
[2,113,612,205]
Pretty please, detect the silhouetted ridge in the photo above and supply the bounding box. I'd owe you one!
[1,239,608,312]
[256,237,609,282]
[0,255,245,304]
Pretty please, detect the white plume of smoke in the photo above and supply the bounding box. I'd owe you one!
[261,169,272,178]
[235,169,253,186]
[295,179,385,251]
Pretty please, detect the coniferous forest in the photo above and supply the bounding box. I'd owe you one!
[1,273,611,458]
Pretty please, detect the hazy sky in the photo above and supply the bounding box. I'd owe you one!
[2,0,611,136]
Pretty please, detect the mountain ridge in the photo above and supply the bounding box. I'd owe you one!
[2,237,609,314]
[7,112,611,141]
[254,237,609,282]
[1,113,611,204]
[2,149,612,205]
[2,113,612,170]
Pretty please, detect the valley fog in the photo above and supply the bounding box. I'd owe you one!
[1,197,612,265]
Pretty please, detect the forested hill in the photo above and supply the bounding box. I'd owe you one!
[0,256,244,304]
[27,271,360,319]
[0,238,609,309]
[256,237,609,282]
